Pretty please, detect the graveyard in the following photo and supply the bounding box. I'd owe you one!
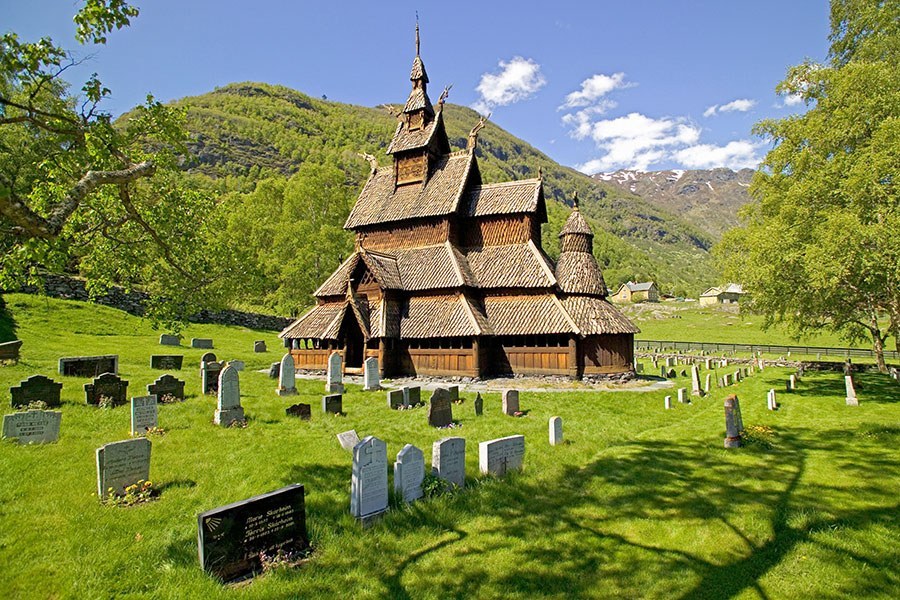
[1,293,898,597]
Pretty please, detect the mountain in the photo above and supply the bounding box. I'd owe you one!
[166,82,719,298]
[593,168,755,239]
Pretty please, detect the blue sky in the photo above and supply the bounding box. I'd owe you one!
[6,0,830,173]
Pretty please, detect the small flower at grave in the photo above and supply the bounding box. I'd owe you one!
[145,426,166,436]
[98,395,116,409]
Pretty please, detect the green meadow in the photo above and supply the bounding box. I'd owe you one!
[1,294,898,598]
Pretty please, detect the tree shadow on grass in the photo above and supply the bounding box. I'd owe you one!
[0,295,16,343]
[791,372,900,404]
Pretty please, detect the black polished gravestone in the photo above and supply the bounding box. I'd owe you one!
[58,355,118,377]
[285,403,311,420]
[10,374,63,408]
[322,394,342,415]
[84,372,129,406]
[147,374,186,403]
[151,355,184,370]
[198,484,309,583]
[427,388,453,428]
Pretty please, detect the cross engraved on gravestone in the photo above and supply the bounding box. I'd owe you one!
[394,444,425,503]
[197,484,308,583]
[214,364,244,426]
[84,372,129,407]
[350,436,389,520]
[147,374,185,403]
[502,389,519,416]
[130,395,158,435]
[427,388,453,427]
[337,430,360,451]
[474,392,483,416]
[10,374,63,409]
[387,389,404,409]
[363,357,380,391]
[2,410,62,444]
[432,437,465,489]
[277,353,297,396]
[549,416,563,446]
[479,435,525,477]
[151,355,183,370]
[326,352,343,393]
[96,437,151,497]
[322,394,342,415]
[285,403,311,420]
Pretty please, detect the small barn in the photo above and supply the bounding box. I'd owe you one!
[611,281,659,303]
[279,29,639,378]
[699,283,744,305]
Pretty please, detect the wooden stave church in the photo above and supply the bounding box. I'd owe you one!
[280,29,639,379]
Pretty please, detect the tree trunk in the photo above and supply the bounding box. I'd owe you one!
[869,316,888,374]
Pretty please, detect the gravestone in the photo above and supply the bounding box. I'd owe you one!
[677,388,687,403]
[767,389,777,411]
[705,359,712,370]
[191,338,214,349]
[427,388,453,427]
[10,374,63,409]
[200,352,218,364]
[723,395,742,448]
[350,436,389,520]
[664,395,672,410]
[84,372,129,407]
[635,362,643,373]
[2,410,62,444]
[322,394,342,415]
[402,385,421,407]
[680,369,687,378]
[159,334,181,346]
[253,340,267,353]
[363,357,380,391]
[479,435,525,476]
[147,374,185,403]
[474,393,483,416]
[447,385,459,402]
[387,389,404,409]
[197,484,308,583]
[691,366,702,396]
[59,355,118,377]
[788,374,797,391]
[394,444,425,503]
[502,389,520,416]
[285,403,311,420]
[845,375,859,406]
[326,352,343,393]
[337,430,360,451]
[660,365,667,378]
[214,364,244,426]
[268,362,280,379]
[549,416,563,446]
[130,395,158,435]
[277,353,297,396]
[151,355,183,370]
[704,373,712,394]
[733,370,742,383]
[432,437,465,489]
[201,360,224,395]
[667,369,677,378]
[229,360,245,372]
[664,357,673,368]
[96,437,151,497]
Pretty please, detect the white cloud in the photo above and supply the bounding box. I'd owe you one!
[561,102,618,140]
[672,140,762,170]
[783,93,804,106]
[560,73,631,109]
[703,98,756,117]
[472,56,546,115]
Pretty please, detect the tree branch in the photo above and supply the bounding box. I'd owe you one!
[116,184,192,280]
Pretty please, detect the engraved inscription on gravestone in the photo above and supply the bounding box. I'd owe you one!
[479,435,525,476]
[147,374,185,403]
[350,436,389,520]
[432,437,465,489]
[96,437,151,496]
[394,444,425,503]
[131,395,158,435]
[337,430,360,451]
[2,410,62,444]
[214,364,244,426]
[151,355,184,370]
[198,484,309,583]
[191,338,214,349]
[10,374,63,409]
[59,355,118,377]
[277,353,296,396]
[84,372,129,406]
[326,352,343,393]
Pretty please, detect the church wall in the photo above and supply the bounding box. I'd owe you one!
[356,218,449,251]
[580,334,634,374]
[459,214,535,247]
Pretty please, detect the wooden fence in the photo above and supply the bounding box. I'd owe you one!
[635,339,898,360]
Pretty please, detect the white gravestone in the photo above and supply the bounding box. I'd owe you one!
[326,352,343,393]
[704,373,712,394]
[788,374,797,391]
[479,435,525,476]
[502,389,520,416]
[394,444,425,503]
[549,416,563,446]
[214,364,244,426]
[664,396,672,410]
[767,389,777,411]
[2,410,62,444]
[677,388,687,403]
[337,429,360,451]
[277,353,297,396]
[96,437,151,497]
[350,436,388,520]
[363,357,380,391]
[432,437,466,489]
[845,375,859,406]
[691,366,702,396]
[130,395,158,435]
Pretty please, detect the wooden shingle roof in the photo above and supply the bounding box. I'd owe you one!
[461,179,544,219]
[345,148,474,228]
[559,208,593,237]
[482,294,578,336]
[313,255,358,297]
[555,251,608,296]
[464,241,556,289]
[560,296,641,335]
[399,294,482,338]
[280,302,346,340]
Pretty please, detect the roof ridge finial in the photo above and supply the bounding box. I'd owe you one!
[467,113,489,149]
[573,190,579,210]
[415,15,420,56]
[438,84,451,110]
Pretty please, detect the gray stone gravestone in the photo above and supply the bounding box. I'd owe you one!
[197,484,308,583]
[664,395,672,410]
[427,388,453,427]
[322,394,342,415]
[474,392,483,416]
[394,444,425,503]
[268,362,280,379]
[845,375,859,406]
[191,338,214,349]
[96,437,151,497]
[159,334,181,346]
[326,352,343,393]
[277,353,297,396]
[151,355,183,370]
[704,373,712,394]
[147,374,185,403]
[660,365,667,378]
[502,389,520,416]
[130,395,158,435]
[724,395,742,448]
[2,410,62,444]
[214,364,244,426]
[350,436,389,520]
[432,437,465,489]
[337,430,360,451]
[228,360,245,372]
[691,366,702,396]
[285,403,311,420]
[59,354,118,377]
[549,416,563,446]
[387,389,404,409]
[363,357,380,391]
[10,374,63,409]
[84,372,129,407]
[402,385,421,407]
[479,435,525,476]
[447,385,459,402]
[253,340,267,353]
[201,360,224,395]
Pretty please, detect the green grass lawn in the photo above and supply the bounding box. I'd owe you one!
[1,294,899,598]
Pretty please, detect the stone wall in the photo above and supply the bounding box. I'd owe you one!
[11,274,293,332]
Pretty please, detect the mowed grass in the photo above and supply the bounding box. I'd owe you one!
[0,293,898,599]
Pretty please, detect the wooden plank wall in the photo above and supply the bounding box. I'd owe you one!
[581,335,634,374]
[500,345,569,375]
[356,219,448,251]
[460,215,533,247]
[291,349,335,371]
[400,348,476,377]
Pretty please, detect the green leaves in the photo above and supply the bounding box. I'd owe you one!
[73,0,140,45]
